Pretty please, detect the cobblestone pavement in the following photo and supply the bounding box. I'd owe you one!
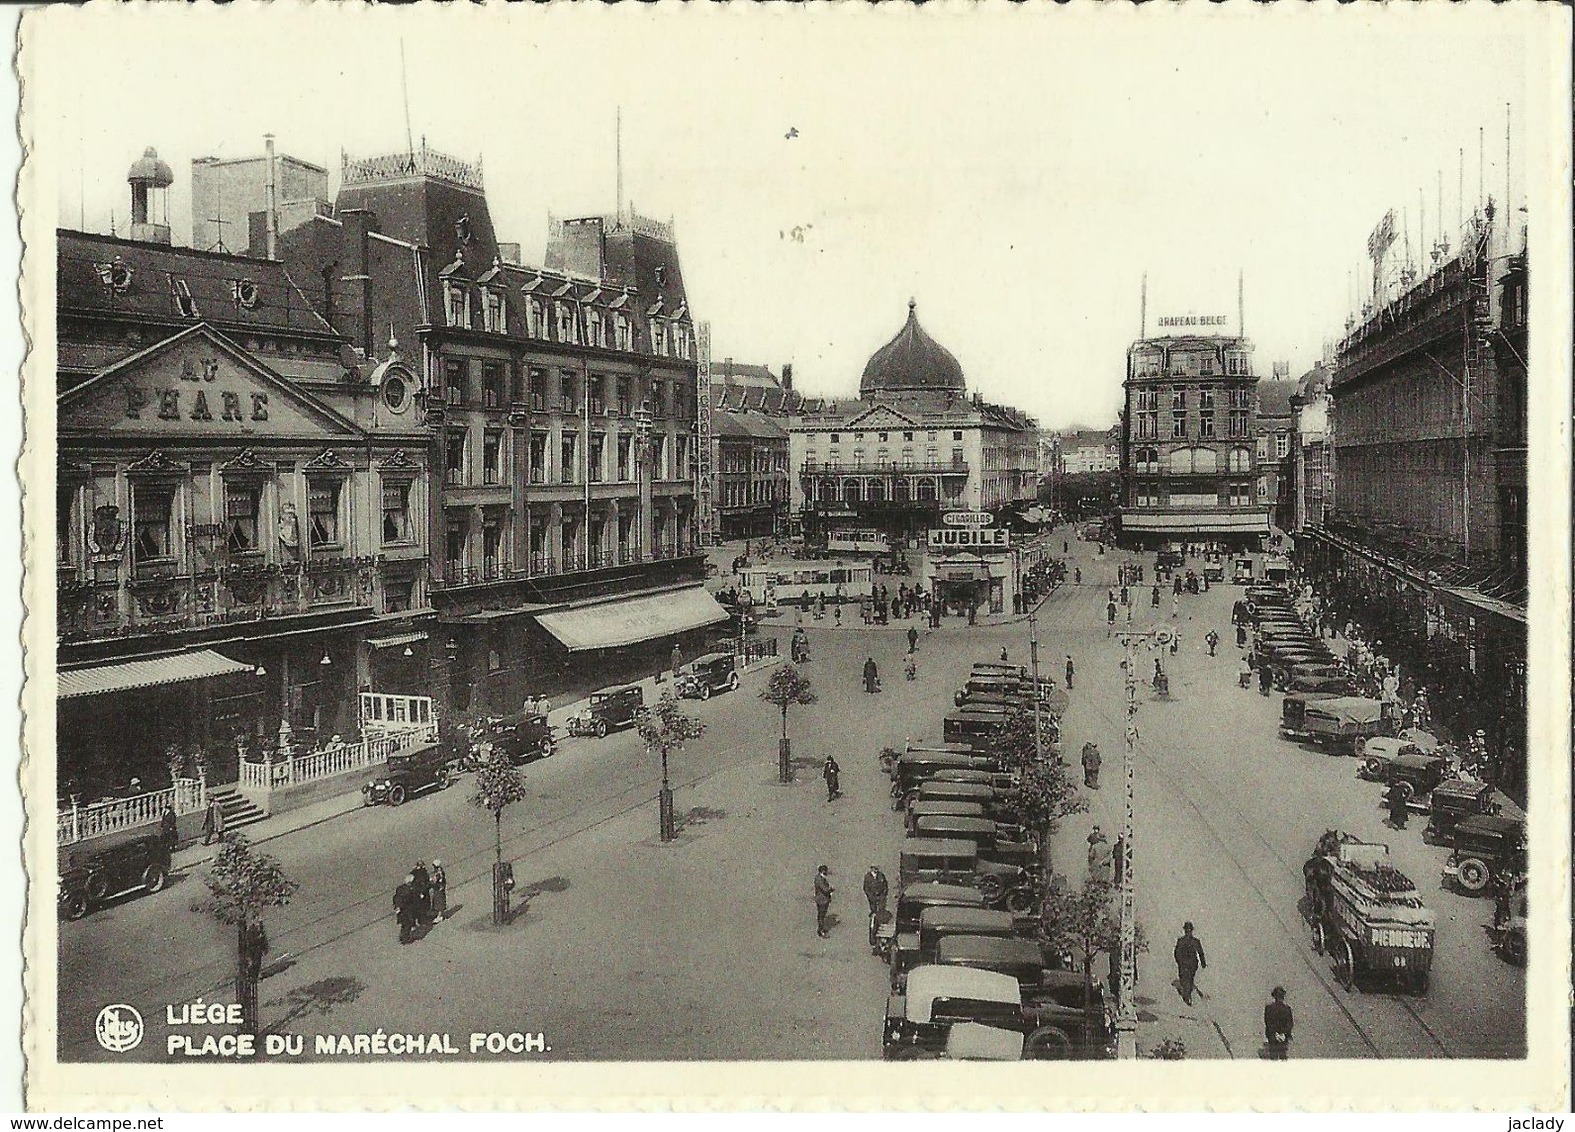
[59,534,1523,1061]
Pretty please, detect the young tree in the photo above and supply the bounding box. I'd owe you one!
[759,663,817,783]
[194,832,298,1037]
[1038,872,1149,1019]
[635,692,706,840]
[986,704,1087,874]
[470,745,530,867]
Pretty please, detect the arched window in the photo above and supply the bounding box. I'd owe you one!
[916,479,936,501]
[1193,447,1218,473]
[1229,447,1252,473]
[893,479,911,502]
[867,479,886,503]
[842,480,860,504]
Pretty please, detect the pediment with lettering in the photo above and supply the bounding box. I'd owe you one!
[843,403,920,430]
[58,323,363,442]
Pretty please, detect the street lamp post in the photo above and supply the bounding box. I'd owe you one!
[636,401,674,838]
[1111,622,1172,1059]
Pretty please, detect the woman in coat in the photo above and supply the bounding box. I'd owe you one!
[863,657,880,694]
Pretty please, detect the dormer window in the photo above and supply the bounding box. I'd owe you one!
[525,296,545,337]
[482,289,506,334]
[614,313,632,351]
[171,278,198,318]
[555,302,578,343]
[673,325,691,359]
[445,283,471,329]
[652,320,668,356]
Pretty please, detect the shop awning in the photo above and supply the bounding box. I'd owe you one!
[365,630,429,650]
[536,587,730,652]
[58,649,255,700]
[1122,511,1271,535]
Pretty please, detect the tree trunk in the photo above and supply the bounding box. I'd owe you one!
[494,811,502,866]
[781,705,788,741]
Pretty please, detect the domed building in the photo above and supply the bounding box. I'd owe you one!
[787,301,1041,613]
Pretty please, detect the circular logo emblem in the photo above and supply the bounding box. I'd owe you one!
[94,1004,144,1053]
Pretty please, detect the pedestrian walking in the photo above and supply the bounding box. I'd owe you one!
[864,865,890,952]
[1258,664,1273,696]
[1173,922,1207,1005]
[1106,601,1118,634]
[160,806,178,854]
[814,865,834,938]
[1264,987,1293,1059]
[1087,826,1112,883]
[1080,741,1102,789]
[1386,781,1409,830]
[907,626,919,654]
[904,656,917,682]
[1239,653,1253,689]
[1065,655,1075,690]
[429,860,447,921]
[671,644,685,679]
[863,657,880,694]
[1074,567,1081,586]
[1236,623,1248,648]
[1205,630,1219,657]
[999,647,1009,663]
[834,604,843,627]
[394,874,417,944]
[823,755,842,801]
[1152,585,1161,608]
[1171,594,1180,620]
[202,796,225,845]
[1170,631,1180,656]
[411,861,432,925]
[1119,585,1129,607]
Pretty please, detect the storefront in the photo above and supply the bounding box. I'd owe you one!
[923,526,1020,616]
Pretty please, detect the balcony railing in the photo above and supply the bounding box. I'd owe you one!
[237,723,437,809]
[801,459,969,477]
[58,777,207,847]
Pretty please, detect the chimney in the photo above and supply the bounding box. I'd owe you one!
[265,134,279,260]
[780,364,793,392]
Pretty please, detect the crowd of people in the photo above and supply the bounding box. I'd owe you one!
[393,859,449,944]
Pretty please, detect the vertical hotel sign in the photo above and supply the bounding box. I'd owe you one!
[695,321,715,547]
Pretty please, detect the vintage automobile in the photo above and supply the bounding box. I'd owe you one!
[912,779,1015,814]
[1423,778,1499,843]
[1202,555,1225,583]
[892,749,1003,808]
[1284,672,1356,697]
[884,965,1110,1060]
[1382,751,1454,806]
[675,652,740,701]
[912,815,1037,869]
[1357,730,1441,781]
[566,685,645,738]
[1232,557,1255,584]
[891,906,1020,987]
[363,745,458,807]
[1297,696,1400,755]
[899,837,982,887]
[906,799,989,833]
[1442,814,1526,895]
[58,835,171,920]
[943,1022,1026,1061]
[877,881,989,962]
[468,710,557,764]
[932,934,1051,989]
[1304,831,1434,995]
[943,708,1012,749]
[954,675,1027,705]
[1156,549,1185,571]
[1280,691,1344,739]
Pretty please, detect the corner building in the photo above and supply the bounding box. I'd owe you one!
[1118,331,1269,550]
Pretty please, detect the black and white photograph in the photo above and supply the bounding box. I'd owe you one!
[16,0,1570,1111]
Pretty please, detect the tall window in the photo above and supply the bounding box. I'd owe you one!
[133,485,175,562]
[482,364,504,408]
[559,371,576,412]
[586,309,604,347]
[561,436,578,483]
[483,517,504,576]
[1229,447,1252,472]
[588,375,605,416]
[529,433,548,483]
[652,320,668,356]
[615,313,632,351]
[382,481,412,543]
[1171,409,1186,439]
[483,289,506,333]
[444,283,471,329]
[617,377,633,416]
[555,302,578,343]
[483,432,503,485]
[1276,431,1290,461]
[307,480,341,548]
[225,481,261,553]
[526,297,546,338]
[618,435,634,481]
[529,367,547,411]
[445,431,467,485]
[445,519,467,573]
[588,434,605,482]
[444,359,467,406]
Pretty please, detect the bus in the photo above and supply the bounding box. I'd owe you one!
[737,561,874,606]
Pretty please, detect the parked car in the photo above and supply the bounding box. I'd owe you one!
[566,685,644,738]
[906,799,989,833]
[58,835,171,920]
[1357,730,1441,781]
[1298,696,1400,755]
[912,815,1037,869]
[471,711,556,764]
[884,965,1111,1060]
[1424,778,1499,843]
[1156,550,1185,570]
[363,745,458,807]
[892,749,1003,808]
[1382,751,1454,806]
[943,709,1012,749]
[1442,814,1526,895]
[675,652,740,701]
[891,906,1019,988]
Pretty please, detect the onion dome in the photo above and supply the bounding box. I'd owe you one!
[127,147,174,189]
[860,299,966,397]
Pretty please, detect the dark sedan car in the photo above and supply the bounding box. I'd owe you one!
[59,834,172,920]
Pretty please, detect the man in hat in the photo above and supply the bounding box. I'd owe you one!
[1264,987,1293,1059]
[814,865,834,938]
[863,865,890,953]
[411,861,432,926]
[394,873,417,944]
[202,795,225,846]
[1080,742,1102,790]
[429,860,447,922]
[823,755,842,802]
[1065,655,1075,690]
[1173,922,1207,1005]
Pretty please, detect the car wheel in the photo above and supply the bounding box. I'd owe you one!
[389,784,408,807]
[1395,781,1415,804]
[142,863,168,894]
[727,673,739,691]
[595,720,608,739]
[1363,757,1385,779]
[1311,919,1327,955]
[1024,1024,1073,1060]
[61,892,89,921]
[539,736,554,757]
[700,685,712,701]
[1455,857,1490,893]
[84,872,109,903]
[437,768,452,790]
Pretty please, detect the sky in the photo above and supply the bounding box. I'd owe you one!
[31,4,1539,431]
